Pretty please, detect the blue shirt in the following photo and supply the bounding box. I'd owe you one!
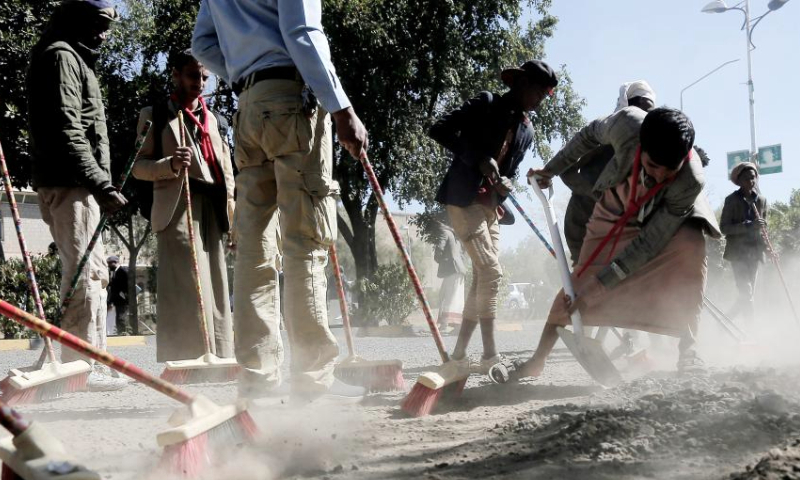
[192,0,351,113]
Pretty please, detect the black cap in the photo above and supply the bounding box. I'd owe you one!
[501,60,558,90]
[62,0,119,21]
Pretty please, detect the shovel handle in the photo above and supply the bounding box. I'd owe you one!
[528,173,586,337]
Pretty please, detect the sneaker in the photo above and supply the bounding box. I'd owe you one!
[677,351,706,374]
[438,356,470,384]
[470,354,501,375]
[86,371,128,392]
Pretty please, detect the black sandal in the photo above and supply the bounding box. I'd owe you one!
[488,359,525,384]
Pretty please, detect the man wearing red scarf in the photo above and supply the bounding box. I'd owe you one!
[509,107,721,381]
[132,50,235,362]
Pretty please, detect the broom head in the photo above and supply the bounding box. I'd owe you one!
[334,356,405,392]
[160,353,241,385]
[1,361,91,405]
[0,422,100,480]
[157,395,258,477]
[401,379,443,417]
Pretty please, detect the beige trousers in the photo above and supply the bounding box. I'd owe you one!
[155,188,233,362]
[37,187,108,363]
[233,79,339,394]
[447,203,502,320]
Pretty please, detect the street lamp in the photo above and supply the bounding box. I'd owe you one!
[701,0,792,162]
[680,59,740,111]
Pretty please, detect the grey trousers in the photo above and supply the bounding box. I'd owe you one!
[37,187,108,363]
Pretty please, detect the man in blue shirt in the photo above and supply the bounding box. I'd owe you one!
[192,0,368,402]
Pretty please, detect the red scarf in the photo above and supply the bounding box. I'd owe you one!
[576,146,689,278]
[171,94,223,183]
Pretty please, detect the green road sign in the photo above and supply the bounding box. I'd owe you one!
[726,144,782,176]
[757,144,782,174]
[727,150,750,174]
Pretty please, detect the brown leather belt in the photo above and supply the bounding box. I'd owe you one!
[232,66,301,96]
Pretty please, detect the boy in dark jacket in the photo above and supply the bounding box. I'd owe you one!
[428,60,558,383]
[720,162,768,323]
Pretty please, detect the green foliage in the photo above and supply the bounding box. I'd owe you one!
[767,189,800,256]
[353,263,417,327]
[0,254,62,338]
[322,0,585,281]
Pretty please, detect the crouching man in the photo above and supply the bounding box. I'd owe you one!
[514,107,721,380]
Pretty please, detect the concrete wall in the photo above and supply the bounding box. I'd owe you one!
[0,191,53,259]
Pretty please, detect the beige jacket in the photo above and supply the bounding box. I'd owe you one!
[132,102,235,233]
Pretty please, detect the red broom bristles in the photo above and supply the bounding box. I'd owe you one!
[159,411,258,477]
[401,383,443,417]
[335,362,405,392]
[160,366,241,386]
[1,463,21,480]
[1,371,89,406]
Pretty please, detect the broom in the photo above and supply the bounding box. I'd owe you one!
[160,111,240,385]
[0,141,91,405]
[355,155,457,416]
[330,244,404,392]
[499,181,650,368]
[0,299,258,478]
[0,399,100,480]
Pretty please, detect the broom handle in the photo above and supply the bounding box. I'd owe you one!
[0,141,57,363]
[485,176,555,258]
[178,112,213,354]
[329,245,355,357]
[358,155,448,362]
[0,401,30,437]
[750,204,800,328]
[0,299,194,405]
[60,121,152,313]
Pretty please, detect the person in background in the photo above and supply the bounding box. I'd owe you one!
[434,215,467,333]
[107,255,130,335]
[720,162,768,324]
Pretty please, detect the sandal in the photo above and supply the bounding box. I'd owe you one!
[487,359,525,384]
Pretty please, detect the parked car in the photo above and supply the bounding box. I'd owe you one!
[505,283,531,310]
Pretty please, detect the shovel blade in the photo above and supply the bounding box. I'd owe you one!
[557,326,622,388]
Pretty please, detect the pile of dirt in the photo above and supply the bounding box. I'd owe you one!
[728,439,800,480]
[498,369,800,465]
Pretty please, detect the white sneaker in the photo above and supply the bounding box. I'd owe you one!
[471,355,502,375]
[438,357,470,384]
[86,371,128,392]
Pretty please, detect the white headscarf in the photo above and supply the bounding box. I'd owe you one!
[615,80,657,112]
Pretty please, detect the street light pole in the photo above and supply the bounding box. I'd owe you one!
[680,59,740,111]
[743,0,758,161]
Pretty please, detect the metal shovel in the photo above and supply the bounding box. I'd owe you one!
[529,174,622,388]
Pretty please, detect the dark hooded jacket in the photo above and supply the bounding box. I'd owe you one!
[26,6,112,194]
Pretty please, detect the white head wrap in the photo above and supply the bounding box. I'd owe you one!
[615,80,656,112]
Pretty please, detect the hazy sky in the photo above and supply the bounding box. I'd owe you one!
[491,0,799,252]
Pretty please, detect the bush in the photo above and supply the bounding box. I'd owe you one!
[0,254,62,338]
[353,263,417,327]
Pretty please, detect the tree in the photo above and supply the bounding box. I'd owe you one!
[323,0,585,291]
[767,189,800,256]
